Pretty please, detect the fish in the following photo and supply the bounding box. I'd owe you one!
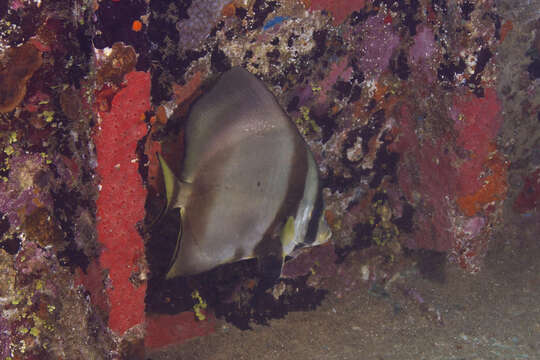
[158,67,331,280]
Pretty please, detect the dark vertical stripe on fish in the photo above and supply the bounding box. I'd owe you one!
[304,178,324,245]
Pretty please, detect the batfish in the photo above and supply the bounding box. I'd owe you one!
[158,67,331,279]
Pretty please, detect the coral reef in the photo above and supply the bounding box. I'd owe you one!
[0,0,536,357]
[140,0,514,333]
[0,0,112,358]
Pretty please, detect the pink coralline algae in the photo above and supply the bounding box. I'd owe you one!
[390,87,507,272]
[357,15,400,78]
[390,105,457,252]
[310,0,366,25]
[453,88,508,218]
[453,88,504,198]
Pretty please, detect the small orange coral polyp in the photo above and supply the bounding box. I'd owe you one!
[132,20,143,32]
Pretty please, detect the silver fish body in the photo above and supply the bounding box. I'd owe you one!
[160,67,331,279]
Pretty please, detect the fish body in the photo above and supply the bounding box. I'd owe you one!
[160,67,330,279]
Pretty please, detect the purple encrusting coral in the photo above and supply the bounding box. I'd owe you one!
[0,149,83,230]
[0,316,10,360]
[357,14,400,78]
[409,26,437,65]
[0,153,51,227]
[176,0,230,50]
[15,240,55,275]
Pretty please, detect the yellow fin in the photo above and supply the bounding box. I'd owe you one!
[280,216,296,256]
[157,152,193,207]
[157,153,178,211]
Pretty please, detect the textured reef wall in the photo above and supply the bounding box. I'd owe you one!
[0,0,539,358]
[0,0,114,358]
